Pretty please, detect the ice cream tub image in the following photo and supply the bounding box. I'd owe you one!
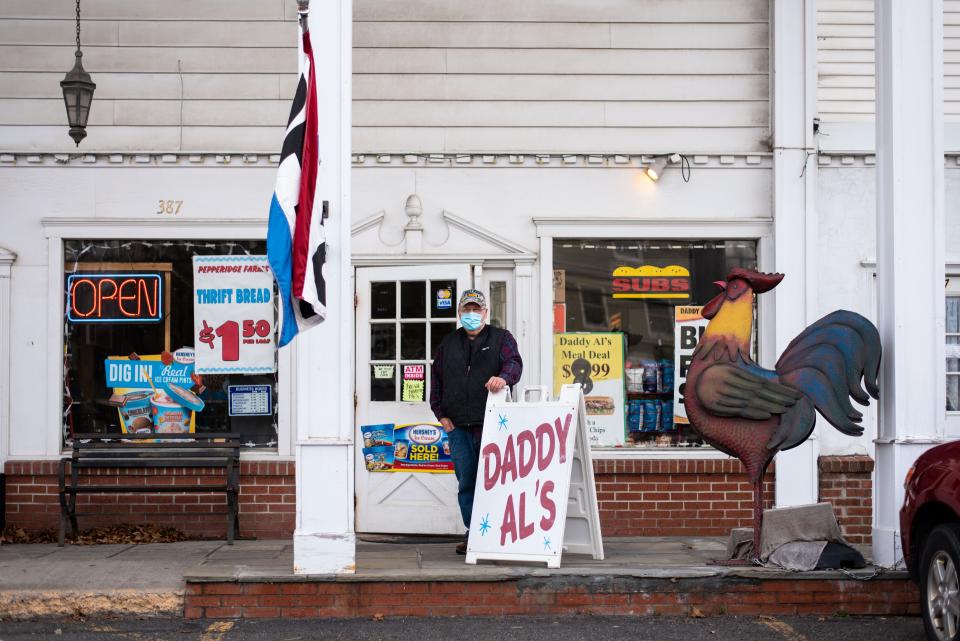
[151,391,191,433]
[118,390,153,433]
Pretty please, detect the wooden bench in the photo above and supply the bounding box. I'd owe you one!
[58,432,241,546]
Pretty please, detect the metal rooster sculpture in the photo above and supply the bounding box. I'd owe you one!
[683,268,881,561]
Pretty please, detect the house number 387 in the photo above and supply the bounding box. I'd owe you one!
[156,200,183,214]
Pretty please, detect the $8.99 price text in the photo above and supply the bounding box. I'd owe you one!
[561,362,610,378]
[198,319,271,361]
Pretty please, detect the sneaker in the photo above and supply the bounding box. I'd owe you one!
[456,540,468,555]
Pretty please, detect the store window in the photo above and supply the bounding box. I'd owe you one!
[947,281,960,413]
[553,239,758,449]
[62,239,279,449]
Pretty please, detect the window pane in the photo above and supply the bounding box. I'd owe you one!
[432,322,457,357]
[400,363,426,402]
[400,281,426,318]
[949,335,959,373]
[371,364,396,402]
[948,374,960,412]
[400,323,426,360]
[371,323,396,360]
[431,280,457,318]
[62,239,279,448]
[371,282,396,319]
[947,297,959,333]
[489,281,506,328]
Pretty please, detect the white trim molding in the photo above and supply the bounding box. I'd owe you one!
[0,247,16,469]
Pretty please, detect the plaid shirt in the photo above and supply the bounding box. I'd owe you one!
[430,327,523,422]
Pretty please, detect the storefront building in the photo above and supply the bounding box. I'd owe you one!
[0,0,956,569]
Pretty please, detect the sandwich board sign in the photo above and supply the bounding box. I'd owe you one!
[465,384,604,568]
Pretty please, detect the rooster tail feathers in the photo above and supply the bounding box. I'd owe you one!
[775,310,881,437]
[776,310,881,399]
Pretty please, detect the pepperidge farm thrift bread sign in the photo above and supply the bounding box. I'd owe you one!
[193,255,276,374]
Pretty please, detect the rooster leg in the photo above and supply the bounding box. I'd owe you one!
[752,476,764,562]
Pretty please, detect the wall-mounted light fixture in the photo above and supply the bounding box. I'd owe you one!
[644,153,691,183]
[60,0,96,146]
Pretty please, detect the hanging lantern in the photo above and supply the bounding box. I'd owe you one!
[60,0,95,146]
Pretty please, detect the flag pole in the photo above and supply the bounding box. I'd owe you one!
[297,0,309,31]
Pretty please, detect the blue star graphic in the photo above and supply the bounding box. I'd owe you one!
[543,536,552,552]
[498,414,508,430]
[479,514,491,536]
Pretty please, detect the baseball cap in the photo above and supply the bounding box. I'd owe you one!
[458,289,486,309]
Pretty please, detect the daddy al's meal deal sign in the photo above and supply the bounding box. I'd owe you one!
[360,423,454,473]
[192,255,276,375]
[553,333,626,447]
[673,306,708,425]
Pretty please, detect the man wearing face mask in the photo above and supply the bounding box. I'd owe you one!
[430,289,523,554]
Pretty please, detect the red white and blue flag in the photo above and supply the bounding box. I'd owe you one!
[267,14,326,347]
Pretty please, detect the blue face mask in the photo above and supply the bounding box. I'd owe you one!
[460,311,483,331]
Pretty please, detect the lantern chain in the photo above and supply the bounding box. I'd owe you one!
[75,0,81,53]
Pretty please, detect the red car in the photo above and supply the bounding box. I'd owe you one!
[901,440,960,641]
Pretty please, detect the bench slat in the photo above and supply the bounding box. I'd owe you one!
[71,432,240,441]
[65,485,231,493]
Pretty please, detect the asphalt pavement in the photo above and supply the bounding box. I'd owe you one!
[0,615,926,641]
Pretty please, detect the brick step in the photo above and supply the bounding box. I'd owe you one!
[184,575,918,619]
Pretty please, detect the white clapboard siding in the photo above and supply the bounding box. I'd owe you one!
[0,0,769,153]
[817,0,960,127]
[349,0,769,153]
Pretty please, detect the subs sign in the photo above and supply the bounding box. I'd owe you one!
[466,386,604,568]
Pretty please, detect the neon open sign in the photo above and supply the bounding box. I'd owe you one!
[66,273,163,323]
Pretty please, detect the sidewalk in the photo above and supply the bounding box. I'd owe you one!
[0,537,916,620]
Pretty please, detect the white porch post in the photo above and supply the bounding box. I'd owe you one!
[772,0,819,507]
[293,0,355,574]
[0,248,15,473]
[872,0,946,567]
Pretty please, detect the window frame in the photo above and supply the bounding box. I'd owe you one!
[947,274,960,435]
[43,218,294,460]
[534,217,775,459]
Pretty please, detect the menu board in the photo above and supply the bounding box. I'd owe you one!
[552,333,626,447]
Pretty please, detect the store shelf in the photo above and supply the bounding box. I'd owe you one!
[625,391,673,400]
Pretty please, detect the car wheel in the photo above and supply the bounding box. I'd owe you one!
[920,524,960,641]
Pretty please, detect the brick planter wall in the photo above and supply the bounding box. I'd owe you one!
[184,576,918,619]
[818,455,874,545]
[2,460,294,539]
[593,459,775,536]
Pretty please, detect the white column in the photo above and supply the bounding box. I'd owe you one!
[772,0,820,507]
[0,248,15,470]
[873,0,946,568]
[293,0,355,575]
[513,261,535,390]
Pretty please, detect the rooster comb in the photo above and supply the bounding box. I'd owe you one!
[726,268,784,293]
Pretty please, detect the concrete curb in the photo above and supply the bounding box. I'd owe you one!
[0,590,182,620]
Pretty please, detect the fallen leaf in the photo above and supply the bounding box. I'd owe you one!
[372,613,385,621]
[690,607,705,618]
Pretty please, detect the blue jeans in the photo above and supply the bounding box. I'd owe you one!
[447,426,481,530]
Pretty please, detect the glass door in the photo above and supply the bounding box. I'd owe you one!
[355,265,471,534]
